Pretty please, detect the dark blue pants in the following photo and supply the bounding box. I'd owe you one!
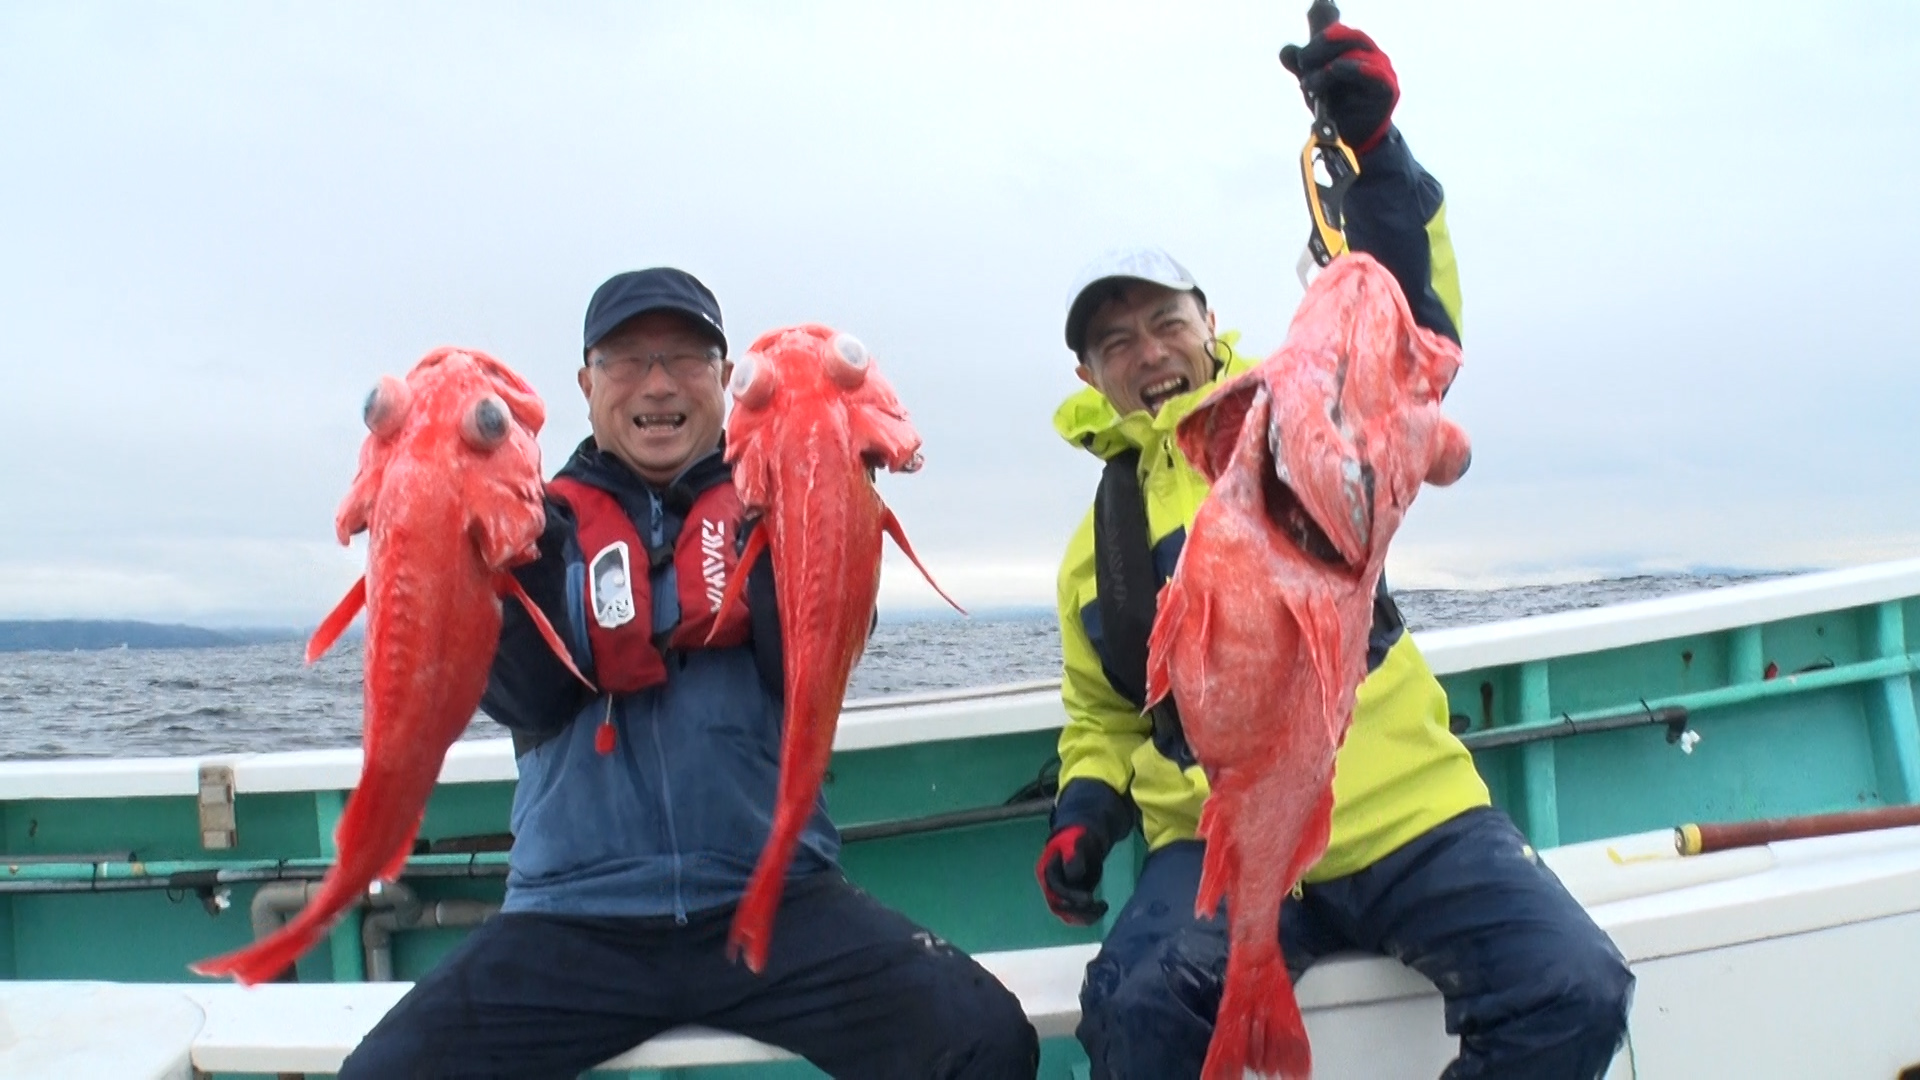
[340,872,1038,1080]
[1078,807,1634,1079]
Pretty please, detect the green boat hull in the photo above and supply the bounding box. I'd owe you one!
[5,562,1919,1077]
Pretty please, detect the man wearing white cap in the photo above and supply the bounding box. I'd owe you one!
[1035,17,1634,1080]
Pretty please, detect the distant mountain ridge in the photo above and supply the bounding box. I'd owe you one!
[0,620,305,653]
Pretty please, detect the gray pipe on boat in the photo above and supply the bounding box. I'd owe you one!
[247,880,335,980]
[360,880,499,982]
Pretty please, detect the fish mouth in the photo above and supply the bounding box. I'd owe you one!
[1139,375,1190,412]
[1262,419,1352,570]
[632,413,687,431]
[859,448,923,475]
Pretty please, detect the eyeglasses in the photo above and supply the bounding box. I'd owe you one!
[591,349,721,384]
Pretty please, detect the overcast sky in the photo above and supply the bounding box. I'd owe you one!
[3,1,1917,626]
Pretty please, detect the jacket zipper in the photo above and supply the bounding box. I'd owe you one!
[643,492,687,924]
[647,698,690,925]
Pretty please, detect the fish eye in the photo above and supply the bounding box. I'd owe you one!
[461,395,510,450]
[729,352,775,409]
[363,375,411,438]
[833,333,868,369]
[827,333,870,389]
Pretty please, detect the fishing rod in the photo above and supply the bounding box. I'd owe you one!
[1675,804,1920,856]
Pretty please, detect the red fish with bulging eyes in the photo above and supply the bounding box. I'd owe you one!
[1144,254,1472,1080]
[710,324,962,973]
[189,347,588,986]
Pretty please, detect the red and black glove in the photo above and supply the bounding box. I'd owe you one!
[1279,21,1400,154]
[1036,779,1137,925]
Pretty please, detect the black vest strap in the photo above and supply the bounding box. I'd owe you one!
[1093,449,1193,768]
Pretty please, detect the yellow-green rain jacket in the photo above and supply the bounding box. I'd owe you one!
[1051,131,1489,883]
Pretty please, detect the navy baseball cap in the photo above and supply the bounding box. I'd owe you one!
[582,267,727,357]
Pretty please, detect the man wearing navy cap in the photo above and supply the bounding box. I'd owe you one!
[340,267,1039,1079]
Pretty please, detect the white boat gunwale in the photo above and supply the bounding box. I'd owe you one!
[10,823,1918,1077]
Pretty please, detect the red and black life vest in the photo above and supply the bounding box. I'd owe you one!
[547,475,753,696]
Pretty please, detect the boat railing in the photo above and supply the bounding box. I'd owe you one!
[3,558,1917,800]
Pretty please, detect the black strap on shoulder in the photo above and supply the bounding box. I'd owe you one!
[1094,450,1154,706]
[1093,449,1192,767]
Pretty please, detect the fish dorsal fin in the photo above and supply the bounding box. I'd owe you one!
[498,573,596,692]
[306,577,368,664]
[881,504,965,615]
[705,522,768,646]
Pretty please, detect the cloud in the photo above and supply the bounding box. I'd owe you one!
[0,539,360,626]
[3,1,1918,624]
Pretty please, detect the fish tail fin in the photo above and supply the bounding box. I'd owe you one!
[306,577,368,664]
[707,524,767,646]
[188,877,358,985]
[189,921,328,987]
[1203,942,1311,1080]
[729,793,828,973]
[728,690,828,972]
[500,573,596,691]
[881,504,966,616]
[727,842,791,974]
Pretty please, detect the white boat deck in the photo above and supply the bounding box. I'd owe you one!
[4,558,1918,802]
[8,824,1919,1078]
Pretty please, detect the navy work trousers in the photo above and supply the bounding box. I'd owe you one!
[339,872,1039,1079]
[1077,807,1635,1079]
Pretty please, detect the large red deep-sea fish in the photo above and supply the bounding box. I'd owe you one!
[1144,254,1472,1079]
[711,324,960,972]
[190,347,587,986]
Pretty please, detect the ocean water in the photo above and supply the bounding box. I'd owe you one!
[0,574,1774,761]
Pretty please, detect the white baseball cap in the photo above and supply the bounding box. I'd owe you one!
[1063,247,1207,355]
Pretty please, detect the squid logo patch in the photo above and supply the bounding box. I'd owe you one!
[589,541,636,629]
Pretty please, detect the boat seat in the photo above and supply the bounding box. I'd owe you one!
[0,981,205,1080]
[176,943,1100,1076]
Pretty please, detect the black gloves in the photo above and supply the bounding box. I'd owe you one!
[1035,778,1138,925]
[1280,20,1400,154]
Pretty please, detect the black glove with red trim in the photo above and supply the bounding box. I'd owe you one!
[1279,21,1400,154]
[1036,779,1138,925]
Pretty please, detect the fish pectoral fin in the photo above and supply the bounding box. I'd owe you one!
[1283,785,1338,889]
[306,577,368,665]
[881,504,966,615]
[500,573,596,692]
[1146,583,1207,711]
[1293,588,1347,716]
[705,524,766,646]
[1144,580,1187,708]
